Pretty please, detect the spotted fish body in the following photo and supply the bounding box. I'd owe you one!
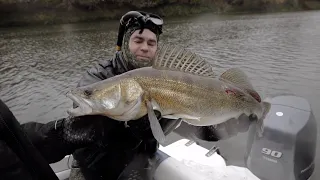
[67,44,270,144]
[96,67,263,125]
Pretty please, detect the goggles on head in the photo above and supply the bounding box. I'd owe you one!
[116,11,163,51]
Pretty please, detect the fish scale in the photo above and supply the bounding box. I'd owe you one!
[135,76,215,117]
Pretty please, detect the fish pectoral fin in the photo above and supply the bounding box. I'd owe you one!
[150,99,162,113]
[146,100,166,145]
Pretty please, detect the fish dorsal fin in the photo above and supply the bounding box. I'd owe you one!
[219,68,261,102]
[152,44,216,78]
[219,68,254,89]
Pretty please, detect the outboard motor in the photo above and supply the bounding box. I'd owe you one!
[245,95,317,180]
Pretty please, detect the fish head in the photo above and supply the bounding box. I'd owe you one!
[66,78,145,120]
[66,82,122,117]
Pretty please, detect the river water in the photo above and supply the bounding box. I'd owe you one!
[1,10,320,179]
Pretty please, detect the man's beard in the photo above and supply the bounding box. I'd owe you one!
[122,46,153,68]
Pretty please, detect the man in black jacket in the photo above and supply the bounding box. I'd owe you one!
[0,11,257,180]
[66,11,179,180]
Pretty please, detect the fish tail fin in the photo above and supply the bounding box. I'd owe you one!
[257,101,272,137]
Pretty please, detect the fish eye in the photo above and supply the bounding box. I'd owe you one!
[84,90,92,97]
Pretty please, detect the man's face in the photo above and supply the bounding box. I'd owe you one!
[128,29,158,64]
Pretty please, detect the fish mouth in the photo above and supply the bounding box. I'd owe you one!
[66,91,93,117]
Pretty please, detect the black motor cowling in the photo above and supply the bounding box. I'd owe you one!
[245,95,317,180]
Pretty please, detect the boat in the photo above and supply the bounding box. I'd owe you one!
[1,94,316,180]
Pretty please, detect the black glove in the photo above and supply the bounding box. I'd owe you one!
[61,115,108,146]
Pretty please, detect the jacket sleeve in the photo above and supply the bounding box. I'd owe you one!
[0,139,35,180]
[20,119,73,164]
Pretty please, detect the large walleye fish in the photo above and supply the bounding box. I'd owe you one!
[66,44,271,144]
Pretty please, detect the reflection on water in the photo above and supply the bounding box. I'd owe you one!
[1,10,320,179]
